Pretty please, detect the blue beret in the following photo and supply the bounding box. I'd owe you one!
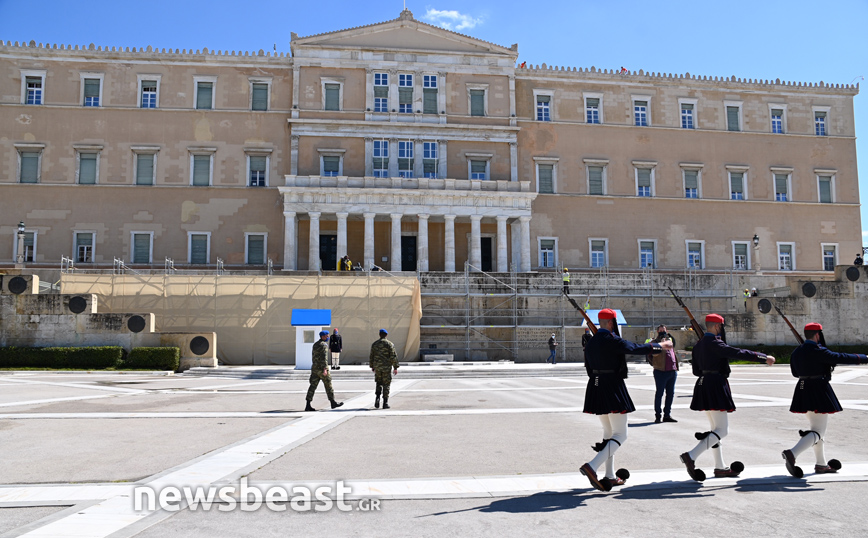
[319,330,329,337]
[379,329,388,335]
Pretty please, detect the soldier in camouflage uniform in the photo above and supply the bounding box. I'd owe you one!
[305,330,344,412]
[370,329,399,409]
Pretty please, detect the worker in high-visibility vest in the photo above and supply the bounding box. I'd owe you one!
[562,268,571,294]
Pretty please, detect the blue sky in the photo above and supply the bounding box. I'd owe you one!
[2,0,866,248]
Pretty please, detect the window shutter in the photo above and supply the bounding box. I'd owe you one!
[133,234,150,263]
[588,166,603,194]
[193,155,210,186]
[196,82,213,109]
[815,111,826,119]
[423,88,438,114]
[20,152,39,183]
[136,154,154,185]
[780,244,792,255]
[23,232,35,248]
[730,172,743,192]
[537,95,550,104]
[470,90,484,116]
[252,83,268,111]
[726,106,740,130]
[79,153,97,184]
[819,177,832,203]
[250,155,266,174]
[637,168,651,187]
[586,98,599,107]
[324,84,340,111]
[538,164,553,193]
[374,85,388,98]
[323,156,340,174]
[635,100,647,108]
[684,170,698,189]
[247,236,264,264]
[540,239,555,250]
[735,243,747,257]
[775,174,788,194]
[771,108,782,118]
[640,241,654,251]
[398,87,412,105]
[190,235,208,264]
[682,103,694,111]
[591,240,605,251]
[76,233,93,247]
[471,160,487,174]
[84,79,100,98]
[423,161,437,177]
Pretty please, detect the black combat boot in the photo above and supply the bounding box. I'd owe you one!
[382,398,390,409]
[374,396,380,408]
[330,400,344,409]
[305,400,316,412]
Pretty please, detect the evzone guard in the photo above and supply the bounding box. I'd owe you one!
[680,314,775,481]
[580,308,673,492]
[783,322,868,477]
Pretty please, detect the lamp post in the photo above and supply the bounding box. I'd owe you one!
[752,234,761,274]
[15,221,26,268]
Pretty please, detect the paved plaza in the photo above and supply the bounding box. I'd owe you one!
[1,364,868,537]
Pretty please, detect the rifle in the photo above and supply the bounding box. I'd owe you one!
[773,304,804,344]
[563,291,597,335]
[667,286,705,336]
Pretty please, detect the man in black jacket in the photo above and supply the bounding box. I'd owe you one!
[329,328,343,370]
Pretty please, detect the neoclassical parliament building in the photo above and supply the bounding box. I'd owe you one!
[1,10,861,275]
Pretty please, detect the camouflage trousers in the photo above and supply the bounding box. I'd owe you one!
[306,371,335,402]
[374,370,393,400]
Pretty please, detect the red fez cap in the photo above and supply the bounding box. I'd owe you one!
[804,322,823,331]
[705,313,725,324]
[598,308,617,320]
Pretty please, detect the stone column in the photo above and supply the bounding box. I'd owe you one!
[444,215,456,272]
[283,211,297,271]
[508,74,516,123]
[519,216,531,272]
[388,69,398,116]
[414,138,424,179]
[438,139,447,179]
[291,66,300,119]
[496,216,508,272]
[390,213,403,272]
[290,135,299,176]
[418,214,429,272]
[509,142,518,182]
[336,212,348,261]
[388,138,399,178]
[308,212,321,272]
[470,215,482,271]
[364,138,373,177]
[364,212,376,270]
[438,72,447,119]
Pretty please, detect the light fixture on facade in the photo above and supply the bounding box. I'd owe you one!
[752,234,760,247]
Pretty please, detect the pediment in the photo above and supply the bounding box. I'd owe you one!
[292,10,517,57]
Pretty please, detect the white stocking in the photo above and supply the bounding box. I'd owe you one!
[688,411,729,468]
[789,412,829,465]
[589,414,628,478]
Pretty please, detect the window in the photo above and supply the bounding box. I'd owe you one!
[822,244,837,271]
[423,142,438,178]
[814,109,828,136]
[188,233,210,265]
[778,243,795,270]
[373,72,388,112]
[538,163,554,194]
[470,160,487,180]
[249,155,268,186]
[636,168,652,197]
[245,233,266,265]
[398,141,414,178]
[590,239,607,268]
[585,96,601,124]
[139,76,159,108]
[14,230,36,262]
[683,169,700,199]
[587,164,605,195]
[24,73,44,105]
[74,232,95,263]
[725,102,742,131]
[373,140,389,177]
[82,77,101,107]
[733,242,749,270]
[817,174,833,203]
[536,95,551,121]
[634,100,648,126]
[18,150,41,183]
[639,240,656,268]
[322,156,340,176]
[774,172,790,202]
[729,170,745,200]
[324,83,341,111]
[539,238,556,268]
[77,152,98,184]
[131,232,153,264]
[423,75,438,114]
[687,241,704,269]
[681,102,695,129]
[398,74,413,114]
[771,108,784,134]
[469,88,486,117]
[194,77,216,110]
[190,152,214,186]
[133,150,157,185]
[252,83,269,111]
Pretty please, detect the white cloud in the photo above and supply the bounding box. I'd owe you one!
[422,8,482,31]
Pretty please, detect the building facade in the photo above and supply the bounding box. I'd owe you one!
[1,10,861,275]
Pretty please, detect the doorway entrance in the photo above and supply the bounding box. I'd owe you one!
[319,235,337,270]
[401,235,417,271]
[481,237,493,272]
